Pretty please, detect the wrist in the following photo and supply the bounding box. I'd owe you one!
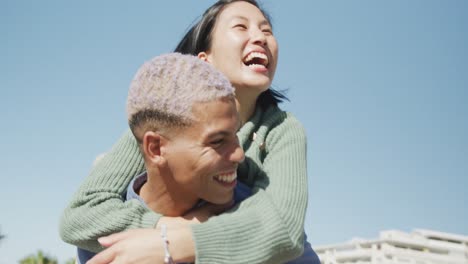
[166,226,196,263]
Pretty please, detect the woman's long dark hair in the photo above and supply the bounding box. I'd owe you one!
[174,0,288,109]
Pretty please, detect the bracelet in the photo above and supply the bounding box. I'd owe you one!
[160,224,174,264]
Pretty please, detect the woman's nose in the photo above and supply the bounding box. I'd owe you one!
[250,28,267,46]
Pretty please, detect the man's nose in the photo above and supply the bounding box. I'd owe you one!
[230,140,245,164]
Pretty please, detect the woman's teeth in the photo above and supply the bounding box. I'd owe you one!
[248,64,266,69]
[244,52,269,67]
[214,171,237,183]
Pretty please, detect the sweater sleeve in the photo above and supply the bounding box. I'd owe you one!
[59,130,162,252]
[191,113,308,264]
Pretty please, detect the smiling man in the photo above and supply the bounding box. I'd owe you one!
[125,53,245,216]
[76,52,245,264]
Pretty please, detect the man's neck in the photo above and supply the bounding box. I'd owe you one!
[139,172,198,217]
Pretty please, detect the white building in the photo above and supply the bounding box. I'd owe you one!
[315,229,468,264]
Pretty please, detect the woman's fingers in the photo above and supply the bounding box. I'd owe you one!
[87,229,168,264]
[184,199,235,222]
[97,230,132,247]
[86,245,119,264]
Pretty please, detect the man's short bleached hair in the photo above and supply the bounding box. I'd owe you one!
[127,53,235,140]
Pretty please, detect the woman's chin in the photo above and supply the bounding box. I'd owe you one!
[241,77,272,91]
[236,83,269,97]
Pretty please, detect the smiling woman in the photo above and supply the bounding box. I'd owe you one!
[197,1,279,109]
[60,1,318,263]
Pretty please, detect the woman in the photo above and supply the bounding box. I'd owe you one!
[60,1,314,263]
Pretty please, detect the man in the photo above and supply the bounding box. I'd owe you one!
[77,53,244,263]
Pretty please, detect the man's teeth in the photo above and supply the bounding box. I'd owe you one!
[214,172,237,183]
[244,52,268,66]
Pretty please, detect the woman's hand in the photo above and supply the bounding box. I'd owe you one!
[183,200,235,223]
[87,201,233,264]
[87,227,195,264]
[156,200,235,228]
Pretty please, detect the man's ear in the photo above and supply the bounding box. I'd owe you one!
[142,131,165,165]
[198,51,210,62]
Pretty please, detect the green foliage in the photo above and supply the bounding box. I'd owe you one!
[64,258,75,264]
[19,250,58,264]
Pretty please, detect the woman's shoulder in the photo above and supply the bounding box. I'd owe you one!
[261,105,305,132]
[256,105,307,143]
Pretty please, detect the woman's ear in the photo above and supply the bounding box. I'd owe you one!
[198,51,209,62]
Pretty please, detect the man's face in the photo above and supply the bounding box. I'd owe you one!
[161,97,244,205]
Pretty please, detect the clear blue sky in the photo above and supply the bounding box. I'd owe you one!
[1,0,467,263]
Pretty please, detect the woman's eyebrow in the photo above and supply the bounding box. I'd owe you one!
[230,15,248,21]
[259,20,270,27]
[230,15,270,26]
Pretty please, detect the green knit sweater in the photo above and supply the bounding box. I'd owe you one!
[60,104,308,264]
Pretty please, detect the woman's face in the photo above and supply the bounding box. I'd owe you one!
[199,1,279,100]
